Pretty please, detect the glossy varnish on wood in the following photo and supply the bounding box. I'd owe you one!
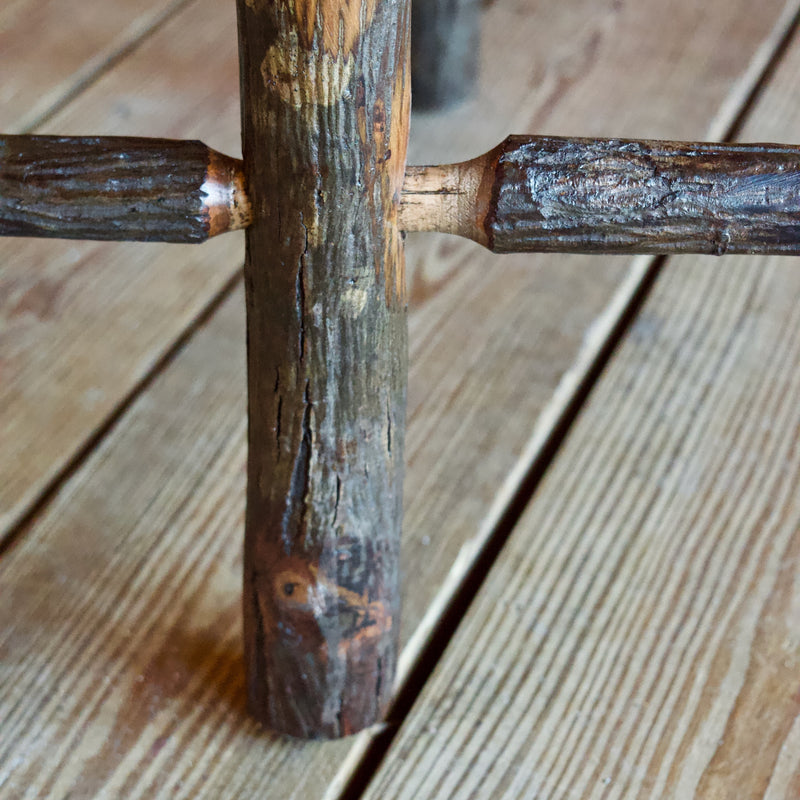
[401,135,800,254]
[236,0,411,737]
[7,133,800,253]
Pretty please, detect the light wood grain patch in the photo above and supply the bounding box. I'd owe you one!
[0,0,244,540]
[364,241,800,800]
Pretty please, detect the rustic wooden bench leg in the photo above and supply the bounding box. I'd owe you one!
[235,0,411,738]
[412,0,481,110]
[7,12,800,745]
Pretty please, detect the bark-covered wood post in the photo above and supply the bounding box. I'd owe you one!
[235,0,410,738]
[411,0,481,110]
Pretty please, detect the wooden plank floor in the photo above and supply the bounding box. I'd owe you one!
[0,0,244,537]
[0,0,191,133]
[363,15,800,800]
[1,0,799,798]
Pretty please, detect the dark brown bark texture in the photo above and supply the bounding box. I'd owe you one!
[236,0,410,738]
[488,136,800,255]
[0,136,247,243]
[411,0,480,109]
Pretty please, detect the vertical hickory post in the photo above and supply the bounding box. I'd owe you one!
[236,0,410,738]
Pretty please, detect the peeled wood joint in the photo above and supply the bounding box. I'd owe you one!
[5,134,800,258]
[399,135,800,255]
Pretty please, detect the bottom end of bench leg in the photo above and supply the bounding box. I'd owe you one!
[244,557,399,739]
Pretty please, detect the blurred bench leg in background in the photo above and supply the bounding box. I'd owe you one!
[412,0,482,110]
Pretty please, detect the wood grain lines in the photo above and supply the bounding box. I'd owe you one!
[1,0,799,794]
[0,0,192,133]
[364,258,800,800]
[361,18,800,799]
[0,0,244,540]
[0,136,250,242]
[237,0,410,736]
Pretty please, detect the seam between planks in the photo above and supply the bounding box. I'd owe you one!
[12,0,199,135]
[0,267,242,559]
[0,0,209,550]
[326,2,800,797]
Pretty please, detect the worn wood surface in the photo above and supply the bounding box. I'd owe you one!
[363,18,800,800]
[236,0,410,737]
[1,0,798,794]
[401,135,800,255]
[411,0,481,110]
[0,0,190,133]
[0,136,249,242]
[0,0,244,539]
[0,0,790,547]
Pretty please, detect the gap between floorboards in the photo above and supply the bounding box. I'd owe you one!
[14,0,197,135]
[332,4,800,797]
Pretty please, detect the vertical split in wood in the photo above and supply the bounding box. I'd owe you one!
[411,0,481,110]
[236,0,410,738]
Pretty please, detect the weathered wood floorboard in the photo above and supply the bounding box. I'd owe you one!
[0,0,190,133]
[362,21,800,800]
[2,0,795,552]
[390,0,800,662]
[0,0,797,796]
[0,0,243,539]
